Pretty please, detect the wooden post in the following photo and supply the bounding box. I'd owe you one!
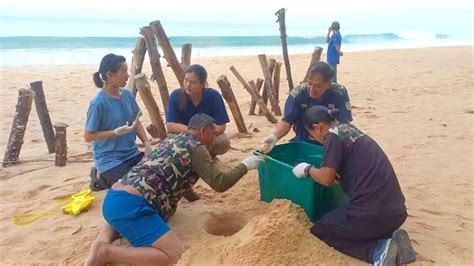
[30,81,55,153]
[303,46,323,83]
[216,75,247,133]
[273,62,282,102]
[229,66,277,124]
[181,43,192,71]
[150,20,185,87]
[127,37,147,97]
[135,73,167,140]
[3,89,34,167]
[258,54,282,116]
[275,8,294,91]
[140,26,170,114]
[261,58,276,110]
[248,78,264,115]
[54,123,68,167]
[248,80,277,123]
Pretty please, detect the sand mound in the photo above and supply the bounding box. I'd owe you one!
[179,200,361,265]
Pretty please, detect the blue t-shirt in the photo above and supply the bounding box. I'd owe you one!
[166,88,230,125]
[85,88,141,173]
[282,83,352,144]
[327,31,342,65]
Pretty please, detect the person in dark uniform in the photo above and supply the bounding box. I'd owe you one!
[292,105,416,265]
[259,61,352,153]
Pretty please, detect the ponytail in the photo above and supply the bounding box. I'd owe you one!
[303,106,339,129]
[93,53,126,89]
[93,71,104,88]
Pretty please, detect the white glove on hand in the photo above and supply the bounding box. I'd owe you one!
[144,141,152,156]
[113,121,136,136]
[259,134,278,154]
[292,162,312,178]
[242,155,265,170]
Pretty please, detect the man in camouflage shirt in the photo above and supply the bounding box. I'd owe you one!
[259,61,352,153]
[86,113,264,266]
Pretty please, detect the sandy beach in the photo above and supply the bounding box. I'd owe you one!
[0,46,473,265]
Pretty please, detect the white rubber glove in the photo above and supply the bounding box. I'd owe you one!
[292,162,312,178]
[241,155,265,170]
[113,121,136,136]
[144,141,152,156]
[259,134,278,154]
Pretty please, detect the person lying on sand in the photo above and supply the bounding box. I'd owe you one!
[84,53,152,191]
[259,62,352,153]
[166,64,231,158]
[291,106,416,265]
[85,113,264,266]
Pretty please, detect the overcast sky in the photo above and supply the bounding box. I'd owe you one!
[1,0,473,36]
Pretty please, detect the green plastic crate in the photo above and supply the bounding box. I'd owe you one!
[254,141,349,221]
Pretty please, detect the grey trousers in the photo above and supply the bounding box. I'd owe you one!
[331,63,338,83]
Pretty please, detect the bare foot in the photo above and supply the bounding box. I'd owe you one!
[85,241,109,266]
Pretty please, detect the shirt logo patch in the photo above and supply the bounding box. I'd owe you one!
[345,101,351,111]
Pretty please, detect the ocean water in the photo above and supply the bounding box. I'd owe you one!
[0,17,472,66]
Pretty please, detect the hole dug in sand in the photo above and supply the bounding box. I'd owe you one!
[205,212,247,237]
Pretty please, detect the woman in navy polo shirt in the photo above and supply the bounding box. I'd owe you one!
[166,64,231,156]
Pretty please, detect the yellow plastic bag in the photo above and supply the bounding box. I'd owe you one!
[62,189,95,215]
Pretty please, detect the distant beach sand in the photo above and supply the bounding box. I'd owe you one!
[0,46,473,265]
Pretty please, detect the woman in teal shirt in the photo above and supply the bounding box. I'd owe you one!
[84,53,151,191]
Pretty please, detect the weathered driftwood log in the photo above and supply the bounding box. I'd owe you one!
[275,8,294,91]
[258,54,281,116]
[248,78,264,115]
[273,62,282,103]
[128,37,147,97]
[229,66,277,124]
[3,89,34,167]
[135,73,167,140]
[248,81,278,123]
[261,58,276,109]
[30,81,55,153]
[54,123,68,167]
[181,43,192,71]
[216,75,247,133]
[150,20,185,87]
[303,46,323,83]
[140,26,170,114]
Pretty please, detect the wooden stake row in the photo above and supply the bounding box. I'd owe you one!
[3,87,68,167]
[258,54,282,116]
[248,78,264,115]
[229,66,277,124]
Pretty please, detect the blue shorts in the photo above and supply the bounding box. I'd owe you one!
[103,189,170,247]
